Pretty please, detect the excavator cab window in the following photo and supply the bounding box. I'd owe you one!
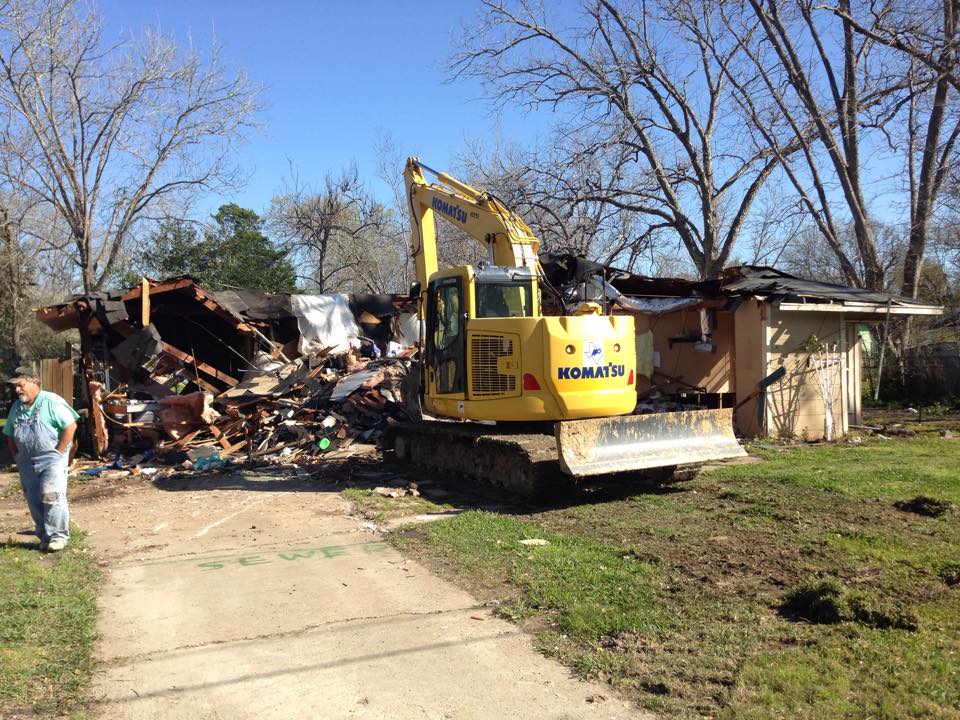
[475,282,534,318]
[426,278,465,394]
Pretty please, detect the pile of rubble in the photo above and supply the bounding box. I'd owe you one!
[34,275,422,474]
[92,348,416,474]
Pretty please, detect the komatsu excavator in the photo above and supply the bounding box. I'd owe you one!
[389,157,743,496]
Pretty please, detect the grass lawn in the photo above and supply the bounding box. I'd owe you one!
[393,431,960,719]
[0,529,100,719]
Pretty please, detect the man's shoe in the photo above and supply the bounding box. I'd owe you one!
[38,541,49,551]
[46,539,67,552]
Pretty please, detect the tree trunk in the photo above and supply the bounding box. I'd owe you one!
[901,1,956,300]
[1,209,24,368]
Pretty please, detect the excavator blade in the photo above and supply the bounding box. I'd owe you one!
[555,408,746,477]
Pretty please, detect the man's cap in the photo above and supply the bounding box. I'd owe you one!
[6,366,39,384]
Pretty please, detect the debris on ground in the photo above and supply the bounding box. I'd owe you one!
[371,483,420,498]
[71,352,416,478]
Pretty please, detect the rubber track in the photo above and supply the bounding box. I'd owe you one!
[385,422,567,499]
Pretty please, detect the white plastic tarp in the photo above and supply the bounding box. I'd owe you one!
[396,312,420,346]
[290,294,361,355]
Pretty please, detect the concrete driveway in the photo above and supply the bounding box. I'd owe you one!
[71,467,645,719]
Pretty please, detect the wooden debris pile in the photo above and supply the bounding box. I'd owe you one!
[98,350,416,469]
[35,275,418,459]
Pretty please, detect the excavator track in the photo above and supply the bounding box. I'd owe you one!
[384,421,684,499]
[386,421,569,499]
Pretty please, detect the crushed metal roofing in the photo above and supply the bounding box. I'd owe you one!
[715,266,936,307]
[611,263,940,308]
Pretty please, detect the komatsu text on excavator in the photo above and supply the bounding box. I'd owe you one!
[389,157,744,496]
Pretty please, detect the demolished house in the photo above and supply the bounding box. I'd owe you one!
[37,277,417,461]
[35,260,943,466]
[602,265,943,440]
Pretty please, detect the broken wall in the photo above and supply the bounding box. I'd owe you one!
[733,299,766,437]
[633,309,736,397]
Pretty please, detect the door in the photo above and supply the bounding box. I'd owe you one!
[845,323,862,427]
[426,277,466,395]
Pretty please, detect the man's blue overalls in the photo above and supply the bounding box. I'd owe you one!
[13,397,70,545]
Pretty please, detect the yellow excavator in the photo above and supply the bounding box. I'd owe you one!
[390,157,743,495]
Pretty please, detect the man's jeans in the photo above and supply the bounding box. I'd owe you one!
[18,451,70,543]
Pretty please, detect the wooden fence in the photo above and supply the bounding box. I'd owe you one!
[30,357,75,403]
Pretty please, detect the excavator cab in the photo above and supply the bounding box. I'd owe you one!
[426,272,466,395]
[425,265,537,398]
[421,262,640,425]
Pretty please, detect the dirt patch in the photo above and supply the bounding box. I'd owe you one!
[779,575,919,630]
[894,495,955,518]
[939,563,960,587]
[780,575,848,623]
[525,478,933,606]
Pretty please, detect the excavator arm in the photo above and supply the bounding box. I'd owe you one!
[405,157,539,286]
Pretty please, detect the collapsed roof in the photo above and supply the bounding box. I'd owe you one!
[609,264,942,316]
[36,276,415,456]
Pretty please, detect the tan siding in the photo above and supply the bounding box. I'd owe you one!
[734,299,766,436]
[848,324,862,426]
[765,307,845,440]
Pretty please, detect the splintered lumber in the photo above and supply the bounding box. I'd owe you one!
[160,341,239,387]
[208,424,232,450]
[219,439,249,457]
[141,278,151,326]
[167,427,204,449]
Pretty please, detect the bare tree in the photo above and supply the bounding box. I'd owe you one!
[452,0,781,280]
[269,166,398,293]
[888,1,959,300]
[0,202,27,367]
[0,0,260,292]
[831,0,960,93]
[373,133,415,291]
[0,196,76,370]
[722,0,913,290]
[781,221,905,286]
[457,133,665,272]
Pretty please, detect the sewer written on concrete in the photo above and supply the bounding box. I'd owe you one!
[124,540,389,571]
[192,541,388,571]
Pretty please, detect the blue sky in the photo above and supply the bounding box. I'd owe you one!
[101,0,550,217]
[95,0,915,276]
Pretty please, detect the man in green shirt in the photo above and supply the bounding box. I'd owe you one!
[4,367,79,552]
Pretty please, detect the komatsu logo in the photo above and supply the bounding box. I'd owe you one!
[557,363,626,380]
[432,197,468,224]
